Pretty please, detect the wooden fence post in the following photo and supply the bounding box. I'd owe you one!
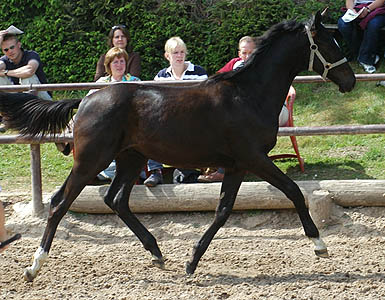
[30,144,44,216]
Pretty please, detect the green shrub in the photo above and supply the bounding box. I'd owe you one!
[0,0,345,83]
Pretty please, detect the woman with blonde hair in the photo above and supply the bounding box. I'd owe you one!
[154,36,208,81]
[145,36,208,187]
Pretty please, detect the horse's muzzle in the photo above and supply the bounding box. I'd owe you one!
[339,76,356,93]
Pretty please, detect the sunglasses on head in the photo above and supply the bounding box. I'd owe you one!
[111,25,126,30]
[3,45,16,52]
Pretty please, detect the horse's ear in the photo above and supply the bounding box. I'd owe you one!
[311,10,323,31]
[321,7,329,17]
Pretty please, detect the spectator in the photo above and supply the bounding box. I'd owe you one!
[0,26,52,100]
[94,25,141,81]
[198,36,257,183]
[217,36,256,73]
[88,47,140,182]
[89,47,140,92]
[198,35,289,183]
[144,36,208,187]
[338,0,385,73]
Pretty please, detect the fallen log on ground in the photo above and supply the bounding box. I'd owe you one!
[68,180,385,214]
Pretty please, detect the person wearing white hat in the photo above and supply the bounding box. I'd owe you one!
[0,26,51,101]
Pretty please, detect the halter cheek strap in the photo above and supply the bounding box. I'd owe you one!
[305,25,347,80]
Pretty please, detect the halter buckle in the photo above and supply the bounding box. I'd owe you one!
[305,26,348,80]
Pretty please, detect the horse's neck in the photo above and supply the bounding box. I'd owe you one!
[236,64,294,108]
[240,32,308,104]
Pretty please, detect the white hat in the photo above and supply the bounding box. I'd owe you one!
[5,25,24,35]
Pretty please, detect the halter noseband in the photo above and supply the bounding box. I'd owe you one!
[305,25,347,80]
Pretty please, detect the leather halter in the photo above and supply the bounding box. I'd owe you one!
[305,25,347,80]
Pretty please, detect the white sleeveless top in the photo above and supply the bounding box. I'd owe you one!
[354,0,374,4]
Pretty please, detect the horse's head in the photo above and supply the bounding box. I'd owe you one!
[307,11,355,93]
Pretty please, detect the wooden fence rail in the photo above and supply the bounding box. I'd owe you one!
[0,74,385,215]
[1,73,385,93]
[0,73,385,92]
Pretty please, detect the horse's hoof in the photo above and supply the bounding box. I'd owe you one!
[151,257,165,269]
[185,262,196,275]
[23,269,35,282]
[315,248,329,258]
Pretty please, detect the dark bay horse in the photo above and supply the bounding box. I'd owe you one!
[0,12,355,281]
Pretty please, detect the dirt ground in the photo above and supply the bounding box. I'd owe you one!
[0,190,384,300]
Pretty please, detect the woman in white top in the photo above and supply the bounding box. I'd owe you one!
[154,36,208,81]
[145,37,208,187]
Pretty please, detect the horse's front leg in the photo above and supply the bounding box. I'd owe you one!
[251,155,328,257]
[186,168,245,275]
[104,152,164,268]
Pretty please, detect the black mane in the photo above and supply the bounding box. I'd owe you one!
[207,19,305,83]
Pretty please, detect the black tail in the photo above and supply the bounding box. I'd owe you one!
[0,92,82,136]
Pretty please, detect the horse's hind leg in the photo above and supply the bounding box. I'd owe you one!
[186,168,245,275]
[24,145,116,282]
[250,155,328,258]
[24,170,92,281]
[104,151,164,268]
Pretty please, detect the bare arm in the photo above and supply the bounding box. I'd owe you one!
[0,59,39,78]
[357,0,385,18]
[367,0,385,11]
[345,0,385,10]
[346,0,355,10]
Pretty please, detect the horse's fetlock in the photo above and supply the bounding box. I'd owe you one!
[186,261,196,275]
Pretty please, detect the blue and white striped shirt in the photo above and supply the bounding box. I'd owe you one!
[154,61,208,81]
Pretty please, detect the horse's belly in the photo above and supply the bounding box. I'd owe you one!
[137,144,233,169]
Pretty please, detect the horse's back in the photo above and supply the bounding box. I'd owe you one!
[72,80,275,169]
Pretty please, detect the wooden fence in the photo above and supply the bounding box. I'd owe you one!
[1,74,385,215]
